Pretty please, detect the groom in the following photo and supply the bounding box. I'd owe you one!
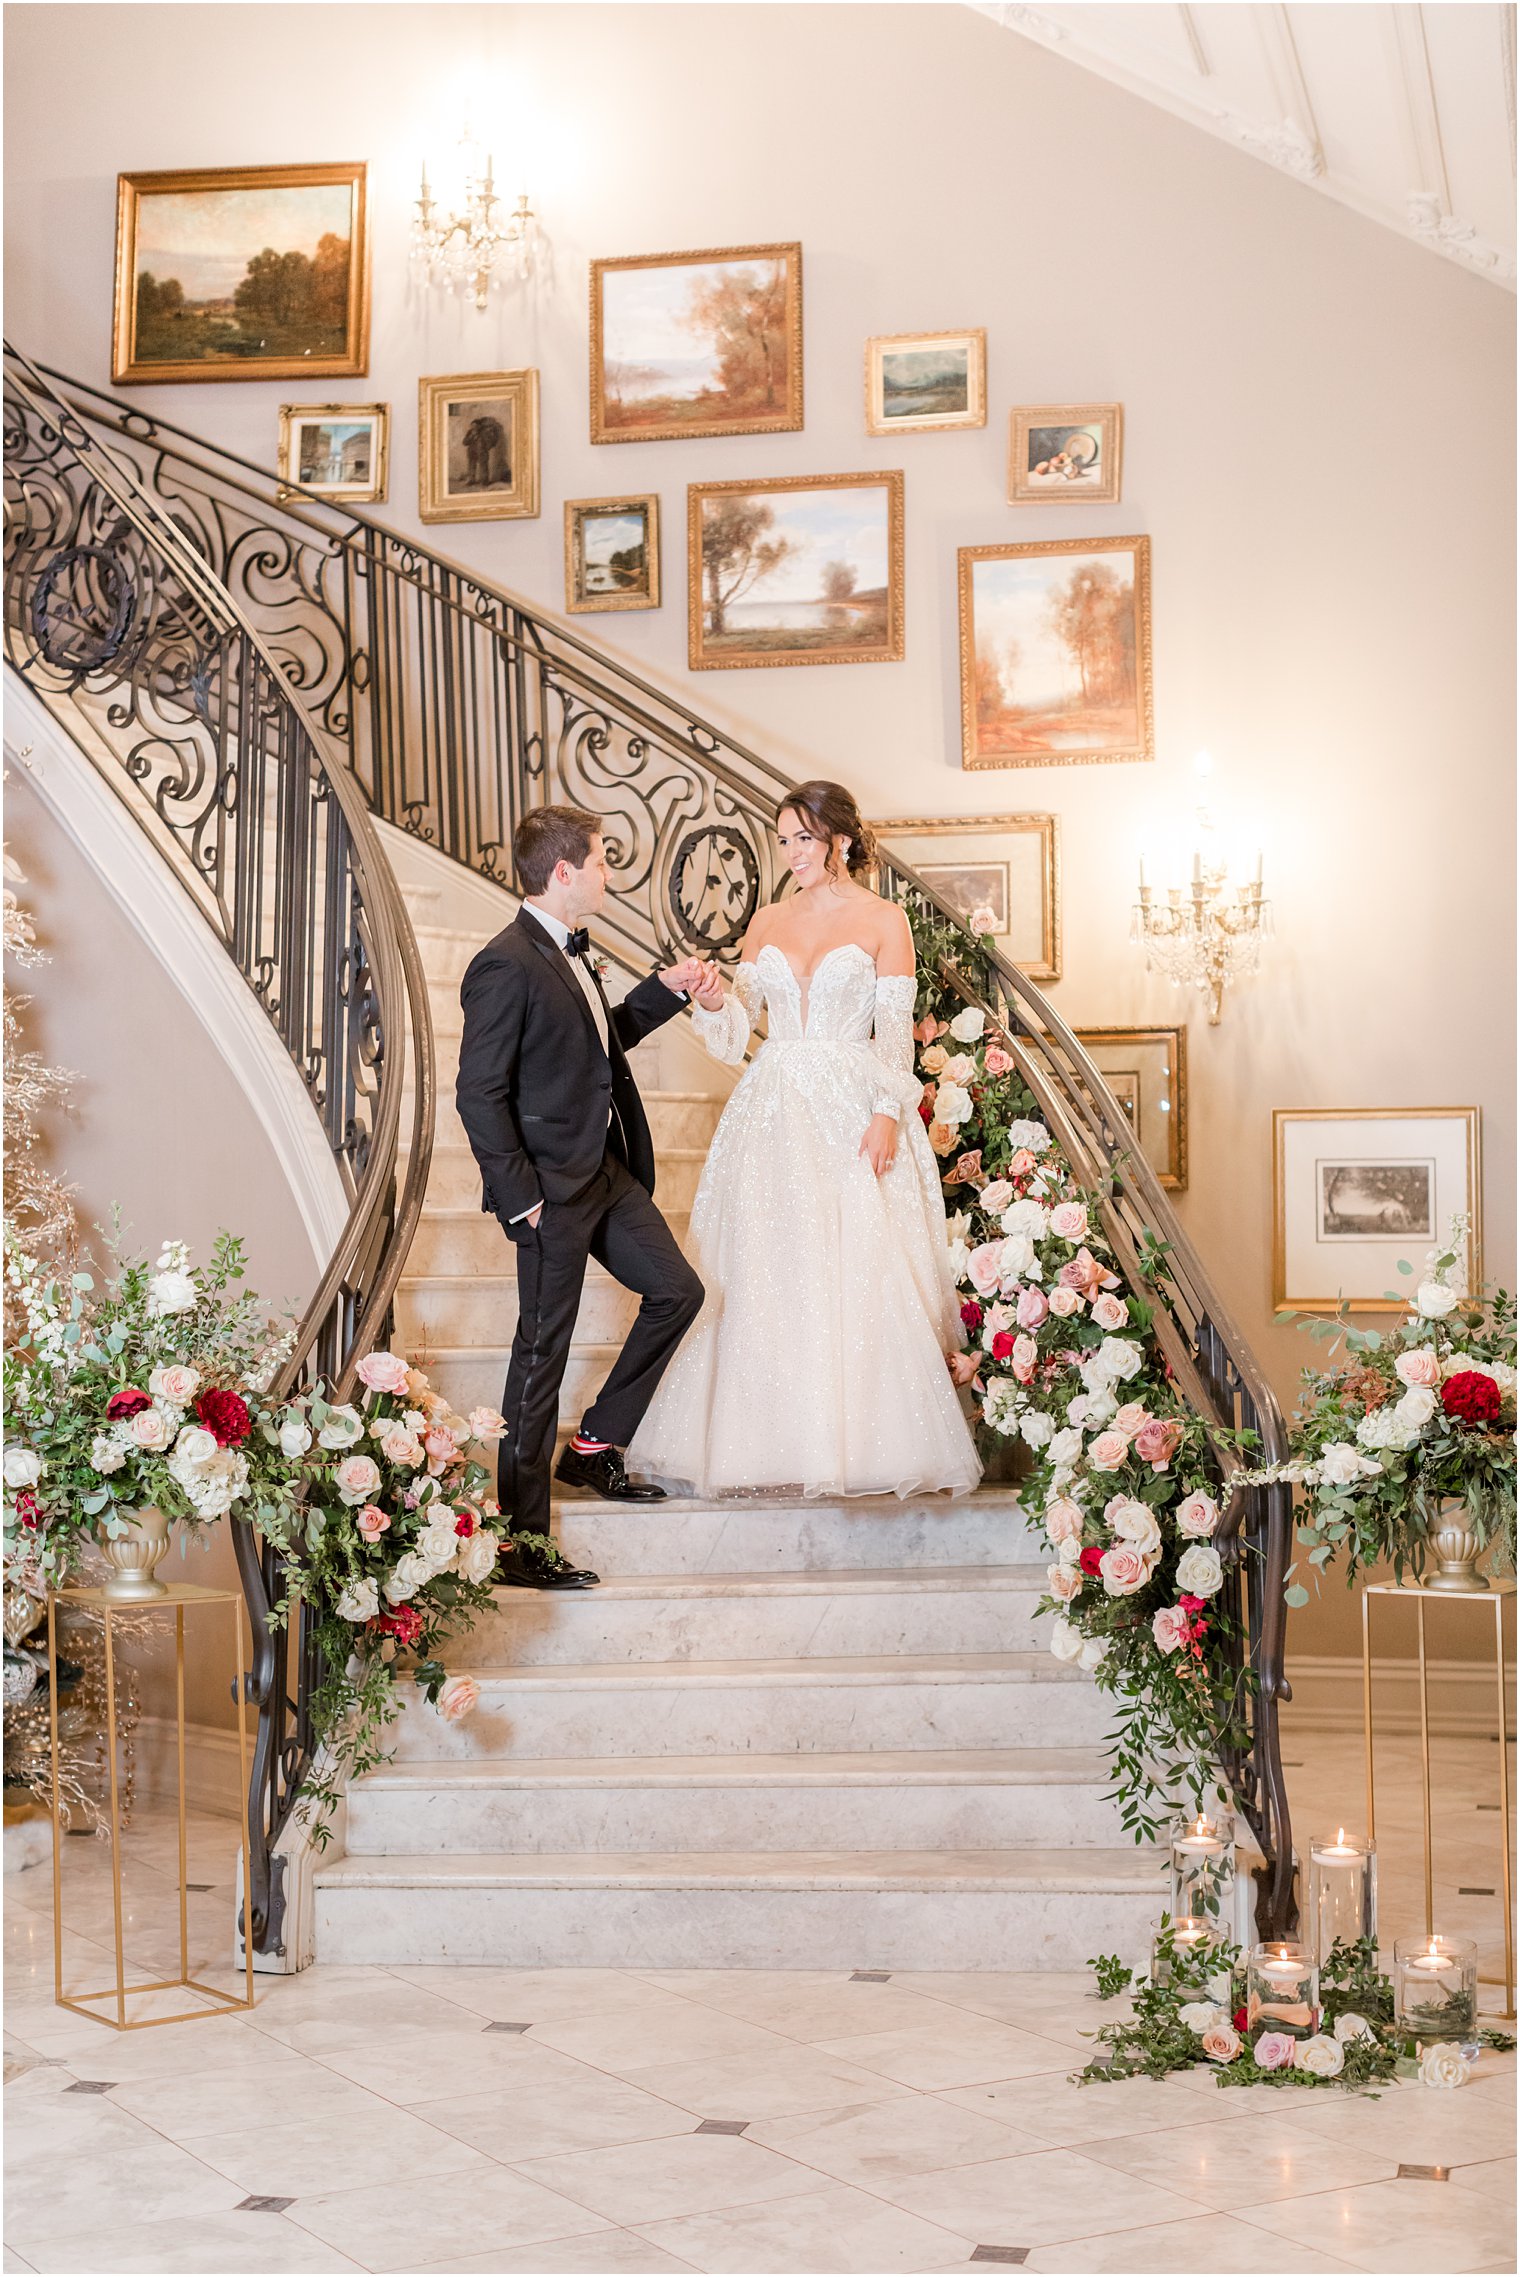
[455,804,709,1589]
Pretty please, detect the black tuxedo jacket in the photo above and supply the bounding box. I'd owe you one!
[455,910,685,1229]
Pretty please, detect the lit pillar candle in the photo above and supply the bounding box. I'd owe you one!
[1247,1940,1319,2039]
[1305,1828,1377,1965]
[1151,1914,1218,1987]
[1395,1935,1478,2043]
[1169,1811,1236,1923]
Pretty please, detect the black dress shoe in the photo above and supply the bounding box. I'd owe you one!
[554,1446,666,1502]
[496,1561,600,1591]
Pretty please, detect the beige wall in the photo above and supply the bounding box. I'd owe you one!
[4,2,1514,1675]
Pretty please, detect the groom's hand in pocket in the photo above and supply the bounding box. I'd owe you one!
[860,1113,898,1177]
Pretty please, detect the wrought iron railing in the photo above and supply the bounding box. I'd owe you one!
[16,359,1295,1932]
[2,347,435,1957]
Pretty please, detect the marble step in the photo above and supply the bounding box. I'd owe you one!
[384,1652,1109,1761]
[407,1206,693,1278]
[548,1488,1039,1574]
[451,1566,1052,1668]
[396,1270,640,1350]
[313,1845,1164,1970]
[345,1747,1125,1855]
[407,1135,707,1215]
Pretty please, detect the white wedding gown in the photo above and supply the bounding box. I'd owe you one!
[628,943,982,1500]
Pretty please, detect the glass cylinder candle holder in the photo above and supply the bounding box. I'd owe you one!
[1247,1940,1320,2040]
[1151,1915,1219,1987]
[1304,1829,1377,1965]
[1395,1935,1479,2045]
[1169,1811,1236,1924]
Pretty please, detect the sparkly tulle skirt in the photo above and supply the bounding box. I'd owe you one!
[628,1037,983,1500]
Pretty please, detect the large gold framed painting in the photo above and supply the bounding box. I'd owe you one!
[591,243,803,444]
[958,536,1153,770]
[873,814,1059,982]
[1273,1107,1482,1315]
[113,163,369,384]
[688,471,903,671]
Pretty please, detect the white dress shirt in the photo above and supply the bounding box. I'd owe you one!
[522,900,609,1053]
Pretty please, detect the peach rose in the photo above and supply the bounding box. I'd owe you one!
[357,1351,412,1396]
[355,1504,391,1542]
[1201,2022,1241,2063]
[1045,1497,1085,1544]
[1060,1248,1120,1299]
[1113,1402,1150,1435]
[1153,1604,1191,1652]
[1090,1293,1130,1333]
[1087,1429,1132,1473]
[1175,1491,1220,1538]
[942,1053,977,1085]
[984,1046,1014,1077]
[424,1429,459,1469]
[1007,1148,1038,1179]
[928,1121,959,1157]
[381,1427,424,1467]
[980,1179,1013,1215]
[1048,1563,1083,1602]
[1049,1201,1089,1241]
[335,1453,383,1504]
[468,1406,507,1441]
[149,1363,201,1407]
[968,1240,1006,1297]
[1047,1286,1083,1319]
[435,1674,479,1723]
[921,1045,949,1075]
[1015,1287,1049,1331]
[1011,1334,1039,1384]
[128,1406,173,1451]
[1099,1543,1151,1596]
[1395,1348,1441,1388]
[1134,1418,1183,1472]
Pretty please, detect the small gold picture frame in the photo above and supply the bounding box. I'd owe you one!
[865,329,986,436]
[418,371,540,524]
[277,403,388,505]
[1009,404,1123,505]
[565,495,661,614]
[871,813,1060,983]
[1077,1027,1187,1190]
[113,162,369,386]
[591,243,803,445]
[1272,1107,1482,1314]
[688,470,904,672]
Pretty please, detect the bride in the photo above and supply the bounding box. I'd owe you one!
[628,780,982,1500]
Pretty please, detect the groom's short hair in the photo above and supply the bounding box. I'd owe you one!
[514,805,601,894]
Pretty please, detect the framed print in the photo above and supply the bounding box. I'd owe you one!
[958,535,1153,770]
[113,163,368,385]
[565,494,661,613]
[277,403,387,504]
[688,471,904,671]
[872,813,1060,982]
[418,371,540,523]
[1273,1108,1482,1315]
[1078,1027,1187,1190]
[1009,403,1123,504]
[866,329,986,435]
[591,243,803,444]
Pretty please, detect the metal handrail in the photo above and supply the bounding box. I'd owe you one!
[20,357,1294,1930]
[2,345,436,1956]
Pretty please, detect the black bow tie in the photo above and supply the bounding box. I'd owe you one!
[564,927,590,959]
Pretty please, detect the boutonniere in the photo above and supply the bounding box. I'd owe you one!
[592,955,610,984]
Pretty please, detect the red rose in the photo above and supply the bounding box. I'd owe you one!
[373,1603,425,1648]
[195,1388,252,1447]
[15,1489,39,1531]
[454,1512,477,1538]
[1441,1371,1502,1426]
[105,1387,151,1421]
[1232,2006,1247,2032]
[1079,1546,1104,1575]
[991,1330,1016,1362]
[961,1300,984,1332]
[1178,1594,1205,1614]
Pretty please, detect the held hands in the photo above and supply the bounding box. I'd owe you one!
[659,956,723,1004]
[859,1111,898,1178]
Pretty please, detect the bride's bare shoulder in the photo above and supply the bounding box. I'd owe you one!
[739,902,776,962]
[868,893,915,966]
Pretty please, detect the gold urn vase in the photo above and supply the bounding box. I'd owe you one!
[97,1505,173,1601]
[1423,1497,1492,1593]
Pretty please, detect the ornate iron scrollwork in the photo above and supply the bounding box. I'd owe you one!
[29,542,135,678]
[669,824,761,950]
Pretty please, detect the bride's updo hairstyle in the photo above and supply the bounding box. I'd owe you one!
[779,780,877,881]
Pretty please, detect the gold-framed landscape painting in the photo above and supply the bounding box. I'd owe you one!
[1273,1107,1482,1315]
[1078,1027,1187,1190]
[591,243,803,444]
[872,814,1060,982]
[1009,403,1123,503]
[418,371,540,524]
[113,163,369,384]
[688,470,904,671]
[277,403,388,504]
[565,494,661,614]
[959,535,1153,770]
[865,329,986,435]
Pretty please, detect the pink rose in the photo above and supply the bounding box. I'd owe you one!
[1134,1418,1183,1472]
[150,1364,200,1407]
[1175,1491,1219,1538]
[1396,1348,1441,1388]
[1015,1287,1049,1330]
[1202,2023,1241,2063]
[1090,1293,1129,1333]
[984,1046,1014,1076]
[1045,1497,1085,1544]
[921,1045,949,1075]
[129,1406,173,1451]
[1047,1285,1083,1319]
[357,1351,412,1396]
[1048,1563,1082,1602]
[979,1180,1013,1215]
[1088,1430,1131,1473]
[1152,1604,1191,1652]
[381,1428,424,1466]
[356,1504,390,1542]
[424,1429,459,1470]
[335,1453,382,1504]
[467,1406,507,1441]
[436,1673,479,1723]
[1113,1402,1150,1435]
[1049,1201,1089,1241]
[1007,1148,1038,1179]
[1253,2032,1297,2072]
[942,1053,977,1085]
[968,1241,1006,1297]
[1060,1248,1121,1299]
[1011,1334,1039,1383]
[1100,1543,1150,1596]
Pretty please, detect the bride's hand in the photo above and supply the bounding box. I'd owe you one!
[860,1112,898,1177]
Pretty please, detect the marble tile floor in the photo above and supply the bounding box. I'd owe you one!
[5,1804,1516,2277]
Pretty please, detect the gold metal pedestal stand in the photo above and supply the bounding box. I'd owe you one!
[1362,1578,1515,2020]
[47,1580,256,2029]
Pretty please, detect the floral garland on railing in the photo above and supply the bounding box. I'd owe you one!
[907,900,1256,1842]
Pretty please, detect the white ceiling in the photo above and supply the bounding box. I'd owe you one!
[972,2,1516,289]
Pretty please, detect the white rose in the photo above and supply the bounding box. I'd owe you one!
[1318,1439,1382,1484]
[949,1007,986,1043]
[1001,1198,1050,1240]
[171,1424,220,1469]
[1047,1428,1083,1467]
[1334,2011,1376,2045]
[1007,1120,1051,1155]
[997,1230,1040,1283]
[336,1576,379,1622]
[1082,1389,1118,1428]
[1418,2042,1472,2089]
[456,1529,499,1585]
[1393,1385,1437,1429]
[1078,1634,1108,1672]
[383,1550,433,1603]
[1206,1971,1233,2004]
[1179,2001,1226,2033]
[1020,1412,1054,1450]
[1094,1337,1143,1385]
[279,1416,313,1459]
[90,1434,126,1474]
[318,1404,365,1450]
[1298,2034,1345,2078]
[1175,1545,1224,1598]
[935,1082,973,1128]
[1109,1500,1163,1554]
[417,1518,460,1572]
[147,1269,197,1318]
[1049,1618,1084,1663]
[1175,1492,1220,1538]
[4,1446,41,1490]
[128,1406,173,1452]
[1415,1281,1459,1320]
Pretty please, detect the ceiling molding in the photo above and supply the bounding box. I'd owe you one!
[972,1,1516,290]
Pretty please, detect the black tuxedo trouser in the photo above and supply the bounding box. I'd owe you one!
[496,1149,704,1534]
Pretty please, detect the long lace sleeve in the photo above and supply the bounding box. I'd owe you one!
[869,974,920,1120]
[691,961,762,1066]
